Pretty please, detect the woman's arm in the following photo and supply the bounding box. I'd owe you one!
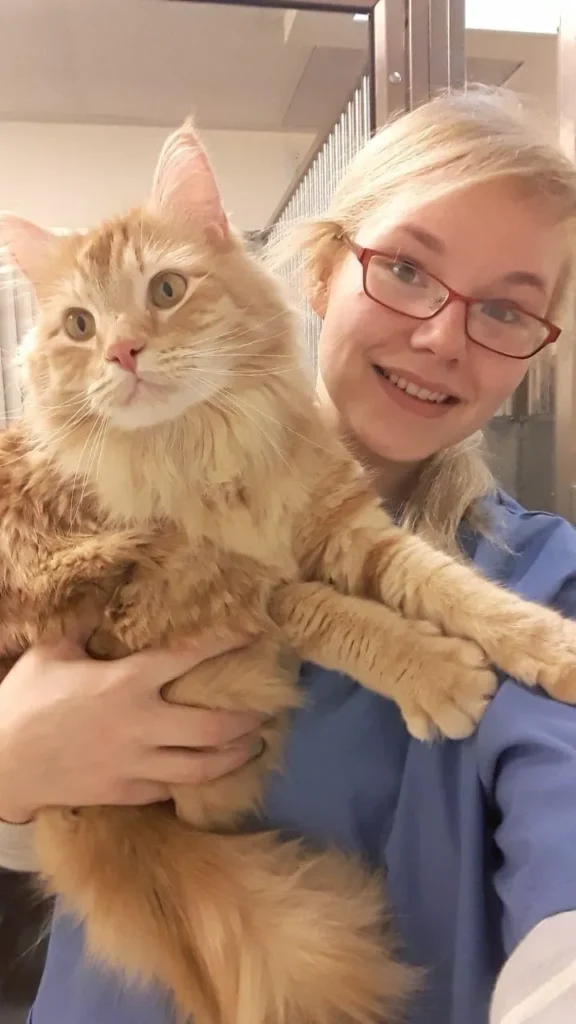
[0,636,264,871]
[478,674,576,1023]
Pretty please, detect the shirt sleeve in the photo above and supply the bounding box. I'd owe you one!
[476,571,576,954]
[477,668,576,954]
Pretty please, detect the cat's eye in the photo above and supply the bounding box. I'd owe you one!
[64,308,96,342]
[149,272,187,309]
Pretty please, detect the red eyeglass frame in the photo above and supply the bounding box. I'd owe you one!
[342,235,562,360]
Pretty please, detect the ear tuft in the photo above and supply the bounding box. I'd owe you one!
[149,120,229,243]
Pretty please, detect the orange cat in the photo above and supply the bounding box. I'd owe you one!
[1,122,576,1024]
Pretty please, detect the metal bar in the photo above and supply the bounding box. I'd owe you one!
[265,75,371,228]
[446,0,466,90]
[428,0,448,94]
[372,0,465,127]
[168,0,378,12]
[372,0,408,126]
[428,0,465,95]
[407,0,430,108]
[267,76,373,364]
[510,375,529,422]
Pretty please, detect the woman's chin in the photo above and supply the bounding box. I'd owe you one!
[352,407,455,466]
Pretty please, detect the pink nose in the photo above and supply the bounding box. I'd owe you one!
[106,338,145,373]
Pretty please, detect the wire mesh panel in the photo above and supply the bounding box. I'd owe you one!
[0,263,35,429]
[488,343,557,511]
[267,76,372,367]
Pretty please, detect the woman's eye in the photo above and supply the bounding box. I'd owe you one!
[389,261,422,286]
[149,272,187,309]
[64,308,96,341]
[480,300,521,325]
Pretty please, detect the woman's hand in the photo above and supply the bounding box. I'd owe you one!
[0,633,263,824]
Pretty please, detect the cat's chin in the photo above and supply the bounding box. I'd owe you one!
[99,388,213,432]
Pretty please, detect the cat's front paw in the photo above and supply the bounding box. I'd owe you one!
[398,623,497,742]
[496,610,576,703]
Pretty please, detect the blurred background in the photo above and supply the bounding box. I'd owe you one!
[0,2,575,1020]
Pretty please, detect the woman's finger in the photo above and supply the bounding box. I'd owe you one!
[150,704,265,751]
[141,739,265,786]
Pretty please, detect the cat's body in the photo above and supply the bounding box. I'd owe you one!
[2,123,576,1024]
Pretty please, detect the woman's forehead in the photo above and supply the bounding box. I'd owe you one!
[356,180,568,291]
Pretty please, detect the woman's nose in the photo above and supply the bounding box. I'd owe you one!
[409,300,468,361]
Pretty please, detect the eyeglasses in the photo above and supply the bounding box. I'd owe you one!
[342,235,561,359]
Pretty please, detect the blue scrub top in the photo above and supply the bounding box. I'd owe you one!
[30,492,576,1024]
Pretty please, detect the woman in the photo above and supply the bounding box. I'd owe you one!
[2,87,576,1024]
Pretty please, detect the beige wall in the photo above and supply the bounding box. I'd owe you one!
[0,122,315,232]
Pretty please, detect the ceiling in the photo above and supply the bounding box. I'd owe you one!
[0,0,369,135]
[0,0,560,192]
[0,1,560,137]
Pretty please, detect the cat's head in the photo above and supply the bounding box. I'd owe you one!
[0,122,296,437]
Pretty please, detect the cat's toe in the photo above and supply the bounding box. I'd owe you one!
[539,662,576,704]
[401,653,497,741]
[502,617,576,702]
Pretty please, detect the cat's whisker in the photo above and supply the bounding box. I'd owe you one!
[160,345,304,373]
[164,338,300,359]
[77,415,108,516]
[35,394,95,415]
[168,311,292,352]
[31,393,96,430]
[1,406,28,425]
[0,407,93,471]
[161,362,306,380]
[93,417,109,487]
[218,388,332,458]
[198,381,296,478]
[69,414,104,524]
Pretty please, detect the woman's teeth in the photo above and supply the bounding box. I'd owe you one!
[377,367,449,404]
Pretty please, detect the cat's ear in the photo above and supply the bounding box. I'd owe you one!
[0,213,60,284]
[149,119,229,246]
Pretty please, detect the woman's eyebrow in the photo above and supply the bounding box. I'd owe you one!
[401,225,445,254]
[387,225,548,294]
[500,270,547,293]
[401,226,548,293]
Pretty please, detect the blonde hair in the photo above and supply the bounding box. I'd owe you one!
[285,86,576,552]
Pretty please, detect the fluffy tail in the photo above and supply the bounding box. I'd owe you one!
[35,805,415,1024]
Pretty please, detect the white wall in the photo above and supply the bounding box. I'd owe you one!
[465,0,560,34]
[0,122,315,232]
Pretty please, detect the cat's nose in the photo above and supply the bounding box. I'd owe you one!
[106,337,145,373]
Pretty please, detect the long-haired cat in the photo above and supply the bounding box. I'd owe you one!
[2,122,576,1024]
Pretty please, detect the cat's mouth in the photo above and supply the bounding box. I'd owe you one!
[92,368,216,431]
[112,374,174,407]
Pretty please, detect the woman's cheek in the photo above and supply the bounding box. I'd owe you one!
[475,356,528,418]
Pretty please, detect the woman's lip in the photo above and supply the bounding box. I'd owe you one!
[373,364,461,400]
[372,365,458,418]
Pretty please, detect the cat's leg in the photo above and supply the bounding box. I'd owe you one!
[164,637,301,826]
[270,582,496,740]
[28,531,167,605]
[299,493,576,702]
